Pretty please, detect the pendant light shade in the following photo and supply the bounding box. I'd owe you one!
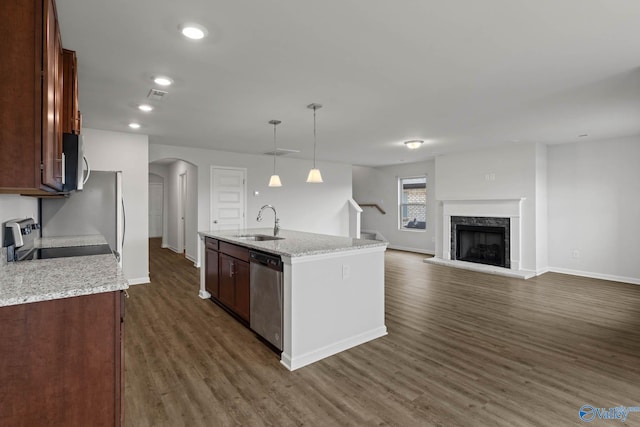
[306,103,323,183]
[268,174,282,187]
[306,168,323,183]
[268,119,282,187]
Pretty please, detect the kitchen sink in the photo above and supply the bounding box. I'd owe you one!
[234,234,284,241]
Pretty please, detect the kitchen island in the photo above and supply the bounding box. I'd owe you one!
[198,228,388,370]
[0,235,128,426]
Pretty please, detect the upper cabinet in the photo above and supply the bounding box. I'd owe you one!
[0,0,77,195]
[62,49,81,134]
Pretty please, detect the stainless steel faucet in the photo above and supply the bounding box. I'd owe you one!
[257,204,279,236]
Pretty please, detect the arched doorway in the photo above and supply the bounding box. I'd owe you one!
[149,158,198,265]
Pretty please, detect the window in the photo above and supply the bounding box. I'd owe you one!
[399,176,427,230]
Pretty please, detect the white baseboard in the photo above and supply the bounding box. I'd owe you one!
[167,245,182,254]
[185,253,197,265]
[198,289,211,299]
[546,266,640,286]
[128,276,150,285]
[161,243,168,248]
[387,244,435,255]
[281,326,387,371]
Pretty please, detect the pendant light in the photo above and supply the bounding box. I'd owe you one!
[306,103,323,183]
[268,119,283,187]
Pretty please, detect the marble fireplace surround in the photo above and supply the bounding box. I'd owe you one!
[428,198,534,279]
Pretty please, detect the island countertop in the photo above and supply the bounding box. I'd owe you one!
[0,235,128,307]
[198,228,387,258]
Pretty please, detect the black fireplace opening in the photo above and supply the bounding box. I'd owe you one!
[455,224,508,268]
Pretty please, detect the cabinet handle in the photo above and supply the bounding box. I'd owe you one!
[229,261,235,278]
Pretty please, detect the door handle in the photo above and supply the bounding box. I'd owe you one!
[213,220,218,224]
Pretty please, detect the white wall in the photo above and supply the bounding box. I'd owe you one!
[149,143,353,266]
[535,144,548,273]
[0,195,39,225]
[547,136,640,283]
[83,128,149,284]
[352,160,436,254]
[435,143,545,272]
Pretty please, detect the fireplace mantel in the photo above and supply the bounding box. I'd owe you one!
[430,198,534,278]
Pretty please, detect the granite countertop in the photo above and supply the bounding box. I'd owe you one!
[35,234,109,249]
[198,228,387,257]
[0,235,129,308]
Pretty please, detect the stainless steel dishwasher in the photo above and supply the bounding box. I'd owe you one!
[249,250,284,351]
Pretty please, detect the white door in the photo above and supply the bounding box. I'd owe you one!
[210,167,246,231]
[148,183,163,238]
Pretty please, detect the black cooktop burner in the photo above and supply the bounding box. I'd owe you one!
[16,244,113,261]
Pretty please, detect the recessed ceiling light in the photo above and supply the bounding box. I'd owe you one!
[404,140,424,149]
[138,104,153,112]
[153,76,173,86]
[128,122,141,129]
[180,23,208,40]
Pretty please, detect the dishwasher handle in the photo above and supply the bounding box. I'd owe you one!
[249,251,283,271]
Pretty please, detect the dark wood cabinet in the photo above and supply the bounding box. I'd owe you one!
[205,238,219,298]
[212,242,251,323]
[0,0,69,194]
[0,291,124,426]
[219,253,236,308]
[62,48,81,134]
[234,260,250,321]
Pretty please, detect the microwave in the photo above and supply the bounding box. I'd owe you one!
[62,133,89,192]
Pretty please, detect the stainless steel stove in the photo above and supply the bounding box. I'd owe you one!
[2,218,112,262]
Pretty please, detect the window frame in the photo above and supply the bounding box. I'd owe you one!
[398,175,427,232]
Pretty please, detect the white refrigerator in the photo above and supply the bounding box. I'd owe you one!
[41,170,124,268]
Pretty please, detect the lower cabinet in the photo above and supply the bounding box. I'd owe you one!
[0,291,124,427]
[205,238,219,298]
[219,253,250,322]
[208,239,250,323]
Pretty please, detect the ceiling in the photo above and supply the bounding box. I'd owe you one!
[56,0,640,167]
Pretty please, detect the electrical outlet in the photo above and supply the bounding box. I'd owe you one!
[342,264,350,280]
[572,249,580,259]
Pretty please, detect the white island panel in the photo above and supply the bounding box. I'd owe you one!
[282,247,386,370]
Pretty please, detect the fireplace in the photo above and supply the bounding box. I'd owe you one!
[451,216,510,268]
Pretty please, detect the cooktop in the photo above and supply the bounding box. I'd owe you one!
[15,244,113,261]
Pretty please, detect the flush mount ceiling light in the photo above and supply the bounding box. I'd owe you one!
[404,140,424,149]
[128,122,141,129]
[268,119,283,187]
[179,23,208,40]
[153,76,173,86]
[306,103,323,183]
[138,104,153,112]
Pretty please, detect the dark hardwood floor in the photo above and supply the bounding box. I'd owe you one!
[125,239,640,426]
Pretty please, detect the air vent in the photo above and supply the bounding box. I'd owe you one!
[147,89,168,101]
[263,148,300,156]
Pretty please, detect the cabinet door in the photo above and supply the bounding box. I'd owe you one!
[205,247,219,298]
[62,49,80,134]
[41,0,63,191]
[0,292,120,426]
[218,254,236,308]
[234,260,250,322]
